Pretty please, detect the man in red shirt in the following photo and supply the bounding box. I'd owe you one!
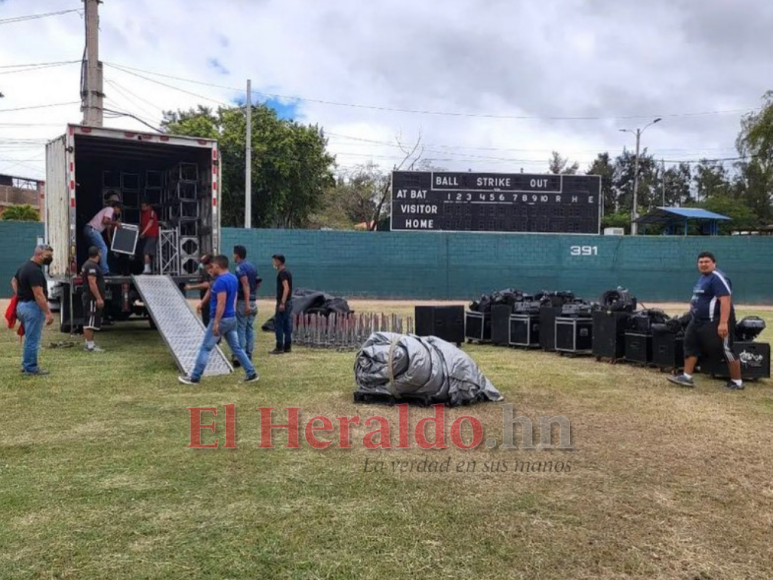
[139,200,160,274]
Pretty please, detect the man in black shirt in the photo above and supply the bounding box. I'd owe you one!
[81,246,107,352]
[270,254,293,354]
[13,244,55,375]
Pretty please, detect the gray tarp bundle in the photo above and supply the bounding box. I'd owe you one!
[353,332,504,407]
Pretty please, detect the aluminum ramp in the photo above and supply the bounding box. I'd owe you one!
[133,275,233,377]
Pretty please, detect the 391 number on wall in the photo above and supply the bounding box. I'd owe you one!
[570,246,598,256]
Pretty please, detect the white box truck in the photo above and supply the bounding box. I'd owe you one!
[45,124,222,332]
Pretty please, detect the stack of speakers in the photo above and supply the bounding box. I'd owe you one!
[415,306,465,346]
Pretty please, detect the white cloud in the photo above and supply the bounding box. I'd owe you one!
[0,0,768,180]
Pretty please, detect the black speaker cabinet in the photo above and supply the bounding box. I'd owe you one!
[592,311,630,361]
[555,317,593,354]
[700,341,771,380]
[415,305,465,346]
[625,332,653,364]
[652,333,684,371]
[510,314,541,347]
[465,311,491,343]
[539,306,563,351]
[491,305,512,346]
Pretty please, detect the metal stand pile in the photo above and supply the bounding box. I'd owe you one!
[293,312,415,351]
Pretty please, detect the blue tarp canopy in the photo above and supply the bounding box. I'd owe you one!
[634,207,731,235]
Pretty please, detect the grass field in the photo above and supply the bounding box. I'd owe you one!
[2,299,773,580]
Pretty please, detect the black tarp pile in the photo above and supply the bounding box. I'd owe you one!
[353,332,504,407]
[262,288,352,332]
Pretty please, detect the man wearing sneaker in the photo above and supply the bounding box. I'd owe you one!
[270,254,293,355]
[668,252,743,390]
[139,200,159,275]
[14,244,55,375]
[81,246,106,353]
[233,245,261,364]
[179,255,258,385]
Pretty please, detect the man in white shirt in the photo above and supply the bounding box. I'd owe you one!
[83,196,122,275]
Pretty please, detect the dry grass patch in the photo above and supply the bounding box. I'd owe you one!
[1,301,773,579]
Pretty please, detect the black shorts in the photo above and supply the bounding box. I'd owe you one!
[684,318,736,362]
[143,236,158,257]
[83,298,104,331]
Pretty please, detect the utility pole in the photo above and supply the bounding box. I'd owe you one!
[81,0,104,127]
[661,159,666,207]
[631,129,641,235]
[620,117,661,235]
[245,79,252,229]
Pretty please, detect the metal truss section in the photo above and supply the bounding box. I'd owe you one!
[159,229,181,276]
[133,275,233,377]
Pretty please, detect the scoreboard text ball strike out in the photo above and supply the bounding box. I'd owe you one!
[391,171,602,234]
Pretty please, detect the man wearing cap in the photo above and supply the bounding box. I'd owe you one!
[84,196,122,275]
[13,244,55,375]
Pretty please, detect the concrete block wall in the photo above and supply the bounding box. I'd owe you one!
[2,222,772,303]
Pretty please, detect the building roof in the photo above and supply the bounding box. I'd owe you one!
[634,207,731,224]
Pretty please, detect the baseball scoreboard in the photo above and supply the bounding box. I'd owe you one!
[391,171,602,234]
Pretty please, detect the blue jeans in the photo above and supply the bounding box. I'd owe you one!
[274,301,293,350]
[83,226,110,274]
[17,301,45,372]
[192,317,255,381]
[236,300,257,358]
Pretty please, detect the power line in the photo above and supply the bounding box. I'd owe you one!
[106,61,758,121]
[0,8,82,25]
[0,60,80,70]
[0,101,80,114]
[106,64,233,107]
[104,77,165,121]
[103,107,162,133]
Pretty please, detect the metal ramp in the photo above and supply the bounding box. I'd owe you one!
[133,275,233,377]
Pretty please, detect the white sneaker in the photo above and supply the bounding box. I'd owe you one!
[85,345,105,353]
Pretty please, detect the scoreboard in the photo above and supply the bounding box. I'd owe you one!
[390,171,602,234]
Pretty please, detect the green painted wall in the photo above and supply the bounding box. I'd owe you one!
[0,221,45,296]
[223,229,773,304]
[2,222,772,303]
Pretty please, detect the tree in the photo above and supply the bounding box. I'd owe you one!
[733,159,773,224]
[659,162,692,207]
[736,92,773,224]
[613,148,658,215]
[1,205,39,221]
[600,210,631,234]
[586,153,614,215]
[162,104,335,228]
[311,162,388,229]
[548,151,579,175]
[693,159,731,201]
[698,195,758,234]
[367,134,425,231]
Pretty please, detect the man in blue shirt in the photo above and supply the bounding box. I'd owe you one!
[668,252,742,390]
[179,255,258,385]
[233,245,261,364]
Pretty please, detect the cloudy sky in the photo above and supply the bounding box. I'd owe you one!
[1,0,772,180]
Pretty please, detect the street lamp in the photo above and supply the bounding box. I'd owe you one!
[620,117,661,235]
